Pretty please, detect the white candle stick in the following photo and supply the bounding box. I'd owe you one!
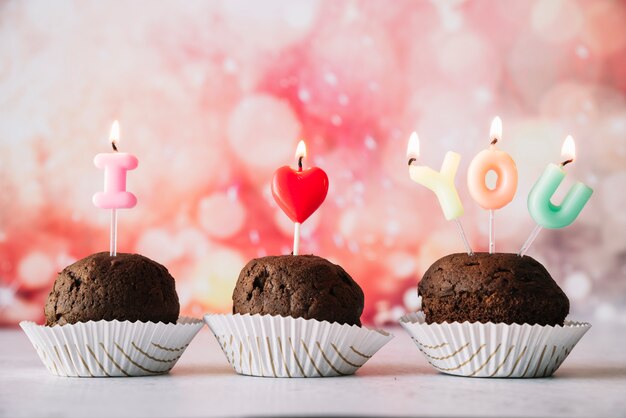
[293,222,301,256]
[110,208,118,257]
[489,209,495,254]
[454,219,473,255]
[518,224,542,257]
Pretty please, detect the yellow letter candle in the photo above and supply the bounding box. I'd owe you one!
[407,132,473,255]
[407,132,464,220]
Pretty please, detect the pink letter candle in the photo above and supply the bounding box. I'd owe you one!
[92,121,138,256]
[93,122,138,209]
[93,153,138,208]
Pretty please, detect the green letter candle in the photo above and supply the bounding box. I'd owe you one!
[520,136,593,256]
[528,164,593,228]
[527,136,593,229]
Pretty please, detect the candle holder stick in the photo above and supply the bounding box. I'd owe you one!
[110,209,118,257]
[489,209,495,254]
[293,222,301,256]
[454,219,473,255]
[518,224,542,257]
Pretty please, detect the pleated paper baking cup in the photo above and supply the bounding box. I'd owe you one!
[400,312,590,378]
[204,313,393,378]
[20,317,203,377]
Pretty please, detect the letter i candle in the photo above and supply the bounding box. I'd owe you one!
[92,121,138,256]
[20,119,204,379]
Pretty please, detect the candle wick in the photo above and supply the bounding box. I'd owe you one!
[298,156,303,171]
[561,158,573,167]
[490,138,498,146]
[111,141,118,152]
[407,157,416,166]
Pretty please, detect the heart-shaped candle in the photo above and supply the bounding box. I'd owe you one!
[271,140,329,254]
[272,167,329,223]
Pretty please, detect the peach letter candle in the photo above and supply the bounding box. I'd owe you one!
[519,136,593,256]
[467,117,518,253]
[93,121,138,256]
[406,132,473,255]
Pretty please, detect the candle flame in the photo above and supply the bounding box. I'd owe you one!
[295,140,307,160]
[490,116,502,144]
[406,132,420,163]
[561,135,576,162]
[110,120,120,150]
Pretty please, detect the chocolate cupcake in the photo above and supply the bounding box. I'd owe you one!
[232,255,364,326]
[400,252,590,378]
[21,252,202,377]
[205,254,392,378]
[45,252,180,326]
[418,253,569,326]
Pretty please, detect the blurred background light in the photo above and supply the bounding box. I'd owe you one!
[0,0,625,326]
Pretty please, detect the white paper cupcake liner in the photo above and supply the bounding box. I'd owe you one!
[204,313,393,378]
[20,317,203,377]
[400,311,590,378]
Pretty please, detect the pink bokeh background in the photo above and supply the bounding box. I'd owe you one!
[1,0,625,326]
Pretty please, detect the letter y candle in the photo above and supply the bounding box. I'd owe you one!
[407,132,473,255]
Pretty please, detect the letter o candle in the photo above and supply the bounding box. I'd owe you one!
[467,117,518,253]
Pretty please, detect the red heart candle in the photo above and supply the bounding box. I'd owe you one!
[271,140,329,254]
[272,167,329,223]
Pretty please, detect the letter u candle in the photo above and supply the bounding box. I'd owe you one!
[519,135,593,256]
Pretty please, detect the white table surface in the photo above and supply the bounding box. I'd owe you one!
[1,322,625,418]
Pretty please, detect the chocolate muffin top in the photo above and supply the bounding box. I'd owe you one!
[418,253,569,326]
[232,255,364,326]
[45,252,179,326]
